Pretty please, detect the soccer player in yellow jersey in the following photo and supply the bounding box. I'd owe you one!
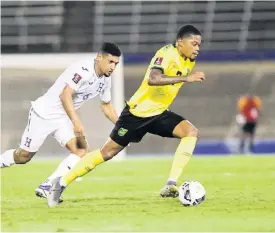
[48,25,206,207]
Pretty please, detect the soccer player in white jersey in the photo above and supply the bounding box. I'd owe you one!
[1,42,121,201]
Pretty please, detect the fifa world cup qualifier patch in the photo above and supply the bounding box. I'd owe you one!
[72,73,82,84]
[154,57,163,65]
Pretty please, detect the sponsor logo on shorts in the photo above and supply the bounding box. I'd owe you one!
[118,128,128,137]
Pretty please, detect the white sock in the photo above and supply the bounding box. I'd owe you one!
[46,154,81,183]
[1,149,16,168]
[59,177,68,187]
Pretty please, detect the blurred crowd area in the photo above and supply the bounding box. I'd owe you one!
[2,1,275,53]
[1,1,275,155]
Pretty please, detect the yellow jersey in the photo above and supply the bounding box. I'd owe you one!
[127,44,195,117]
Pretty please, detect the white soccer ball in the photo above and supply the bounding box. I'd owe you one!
[179,181,206,206]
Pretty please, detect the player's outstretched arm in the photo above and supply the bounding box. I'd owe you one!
[60,85,84,136]
[100,101,119,124]
[148,69,205,86]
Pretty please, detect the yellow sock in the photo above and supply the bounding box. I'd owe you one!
[61,149,104,186]
[168,137,197,184]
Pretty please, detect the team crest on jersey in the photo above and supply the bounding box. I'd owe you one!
[72,73,82,84]
[154,57,163,65]
[118,127,128,137]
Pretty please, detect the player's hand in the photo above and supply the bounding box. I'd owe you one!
[186,72,205,83]
[73,120,85,136]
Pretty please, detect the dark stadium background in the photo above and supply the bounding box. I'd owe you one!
[2,1,275,156]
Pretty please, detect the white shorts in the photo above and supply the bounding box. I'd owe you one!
[20,107,75,152]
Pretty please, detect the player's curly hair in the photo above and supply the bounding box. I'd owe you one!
[176,25,201,39]
[100,42,121,57]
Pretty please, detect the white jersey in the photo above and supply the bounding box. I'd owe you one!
[31,58,112,119]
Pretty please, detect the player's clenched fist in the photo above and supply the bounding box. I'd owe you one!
[186,72,205,83]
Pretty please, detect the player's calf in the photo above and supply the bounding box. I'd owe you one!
[161,120,199,197]
[37,137,88,193]
[100,138,124,161]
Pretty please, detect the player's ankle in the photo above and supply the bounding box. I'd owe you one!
[166,179,177,186]
[43,179,51,185]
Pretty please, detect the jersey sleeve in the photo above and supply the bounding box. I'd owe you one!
[150,50,172,74]
[100,78,112,103]
[65,64,90,91]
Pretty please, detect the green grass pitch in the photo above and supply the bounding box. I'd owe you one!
[1,155,275,232]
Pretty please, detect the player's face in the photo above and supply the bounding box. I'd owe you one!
[98,54,119,77]
[178,35,201,60]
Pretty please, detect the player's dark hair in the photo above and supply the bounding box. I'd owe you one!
[176,25,201,39]
[100,42,121,57]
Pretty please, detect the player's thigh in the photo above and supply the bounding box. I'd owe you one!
[109,106,150,147]
[53,117,77,150]
[20,108,54,153]
[148,110,187,138]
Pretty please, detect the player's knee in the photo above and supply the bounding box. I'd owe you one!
[179,125,199,138]
[174,120,199,138]
[188,127,199,137]
[14,149,36,164]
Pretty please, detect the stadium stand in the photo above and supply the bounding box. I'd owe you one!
[1,1,275,154]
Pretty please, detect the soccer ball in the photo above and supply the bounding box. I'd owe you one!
[179,181,206,206]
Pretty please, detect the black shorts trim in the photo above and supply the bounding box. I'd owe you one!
[110,105,185,147]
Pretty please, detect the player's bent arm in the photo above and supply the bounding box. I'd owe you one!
[148,69,187,86]
[100,101,119,124]
[148,69,205,86]
[60,85,81,124]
